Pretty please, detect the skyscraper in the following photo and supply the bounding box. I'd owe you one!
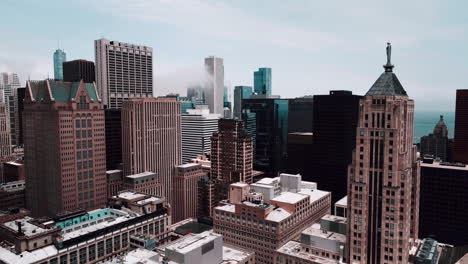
[242,96,288,176]
[181,106,220,163]
[310,90,361,203]
[23,80,107,217]
[204,56,224,115]
[53,49,66,81]
[233,86,252,119]
[121,98,181,204]
[420,115,449,161]
[288,96,314,133]
[104,109,122,170]
[0,72,21,146]
[211,119,253,201]
[95,38,153,109]
[254,67,272,95]
[347,44,420,264]
[174,163,207,223]
[63,59,96,83]
[453,89,468,164]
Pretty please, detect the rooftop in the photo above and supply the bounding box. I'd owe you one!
[3,216,50,237]
[136,197,161,205]
[177,163,201,169]
[421,161,468,171]
[0,245,58,264]
[302,223,346,243]
[125,171,156,179]
[113,192,146,200]
[277,241,342,264]
[231,182,249,188]
[165,231,221,254]
[222,245,254,263]
[215,204,236,213]
[335,196,348,207]
[265,208,291,222]
[271,192,306,204]
[105,248,160,264]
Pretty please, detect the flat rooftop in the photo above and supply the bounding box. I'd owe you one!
[321,214,347,224]
[271,192,307,204]
[3,216,50,237]
[298,188,330,204]
[106,169,122,174]
[0,245,58,264]
[302,223,346,243]
[106,248,160,264]
[125,171,156,178]
[277,241,339,264]
[215,204,235,213]
[255,177,279,185]
[113,192,146,200]
[136,197,161,205]
[421,161,468,171]
[265,208,291,222]
[177,163,201,168]
[335,196,348,207]
[222,245,254,263]
[231,182,249,188]
[165,231,221,254]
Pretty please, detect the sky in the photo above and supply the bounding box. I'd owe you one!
[0,0,467,111]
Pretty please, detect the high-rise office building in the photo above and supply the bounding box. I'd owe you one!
[0,103,12,159]
[95,38,153,109]
[181,106,220,163]
[204,56,224,115]
[288,96,314,133]
[121,98,181,204]
[420,115,449,161]
[310,90,361,204]
[0,72,21,146]
[347,44,420,264]
[23,80,107,217]
[254,67,272,95]
[213,174,331,264]
[104,109,122,170]
[63,59,96,83]
[242,96,288,176]
[211,119,253,201]
[15,87,25,146]
[419,158,468,246]
[53,49,66,81]
[187,85,205,105]
[453,89,468,164]
[233,86,253,119]
[173,163,207,223]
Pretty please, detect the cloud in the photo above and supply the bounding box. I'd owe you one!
[86,0,342,51]
[0,55,52,85]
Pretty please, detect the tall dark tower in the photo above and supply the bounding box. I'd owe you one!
[453,89,468,164]
[347,43,420,264]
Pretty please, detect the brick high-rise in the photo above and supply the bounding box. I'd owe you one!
[347,44,420,264]
[121,98,181,205]
[23,80,107,217]
[211,119,253,201]
[453,89,468,164]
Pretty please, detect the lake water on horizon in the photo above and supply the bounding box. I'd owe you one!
[414,111,455,143]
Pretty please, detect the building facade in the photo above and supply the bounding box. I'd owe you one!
[254,67,272,95]
[63,59,96,83]
[233,86,253,120]
[419,159,468,246]
[122,98,181,205]
[288,96,314,133]
[214,174,331,264]
[204,56,224,115]
[123,171,161,197]
[211,119,253,201]
[173,163,207,223]
[95,38,153,109]
[0,180,25,210]
[347,44,420,264]
[53,49,66,81]
[23,80,107,217]
[310,90,362,204]
[420,115,449,161]
[182,106,220,163]
[453,89,468,164]
[0,192,170,264]
[0,72,21,146]
[0,102,12,160]
[242,97,288,176]
[104,109,122,170]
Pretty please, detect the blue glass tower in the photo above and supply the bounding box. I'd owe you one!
[242,97,288,176]
[253,68,272,95]
[53,49,66,81]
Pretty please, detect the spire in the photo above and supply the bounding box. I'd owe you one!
[384,42,394,72]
